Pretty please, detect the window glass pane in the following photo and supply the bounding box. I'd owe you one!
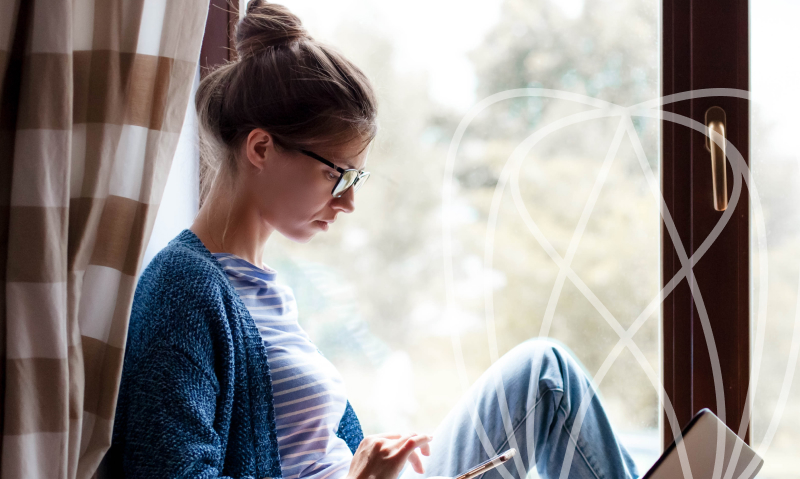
[264,0,661,473]
[750,1,800,477]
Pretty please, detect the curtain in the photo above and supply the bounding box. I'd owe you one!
[0,0,208,477]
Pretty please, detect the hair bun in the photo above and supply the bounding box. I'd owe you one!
[236,1,310,57]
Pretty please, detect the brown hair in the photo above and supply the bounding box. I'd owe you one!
[196,0,379,200]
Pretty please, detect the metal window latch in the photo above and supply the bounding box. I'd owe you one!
[705,106,728,211]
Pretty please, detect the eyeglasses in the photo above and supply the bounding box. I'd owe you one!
[300,149,370,198]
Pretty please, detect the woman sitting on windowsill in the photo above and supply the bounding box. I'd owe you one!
[108,2,639,478]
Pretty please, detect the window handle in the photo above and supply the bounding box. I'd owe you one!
[705,106,728,211]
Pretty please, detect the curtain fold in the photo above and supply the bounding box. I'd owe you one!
[0,0,209,477]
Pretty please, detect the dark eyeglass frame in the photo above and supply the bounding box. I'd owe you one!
[300,149,370,198]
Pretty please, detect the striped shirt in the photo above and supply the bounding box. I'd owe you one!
[212,253,354,479]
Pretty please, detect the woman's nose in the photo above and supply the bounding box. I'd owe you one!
[331,186,356,213]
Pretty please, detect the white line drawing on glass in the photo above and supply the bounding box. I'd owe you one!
[441,88,800,479]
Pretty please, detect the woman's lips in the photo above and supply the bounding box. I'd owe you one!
[315,220,330,231]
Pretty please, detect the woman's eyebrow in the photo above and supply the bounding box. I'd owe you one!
[326,153,360,170]
[331,159,357,170]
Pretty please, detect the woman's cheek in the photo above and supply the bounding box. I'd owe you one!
[288,184,327,220]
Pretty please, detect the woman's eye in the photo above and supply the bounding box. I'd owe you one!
[326,171,338,181]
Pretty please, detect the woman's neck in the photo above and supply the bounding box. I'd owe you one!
[190,179,272,268]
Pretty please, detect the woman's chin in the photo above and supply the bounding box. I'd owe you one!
[278,219,334,243]
[281,227,319,244]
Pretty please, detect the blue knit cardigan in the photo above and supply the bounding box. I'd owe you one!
[107,229,364,478]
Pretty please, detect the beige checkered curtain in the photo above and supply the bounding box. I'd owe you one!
[0,0,209,477]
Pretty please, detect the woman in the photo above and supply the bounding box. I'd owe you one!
[110,2,640,479]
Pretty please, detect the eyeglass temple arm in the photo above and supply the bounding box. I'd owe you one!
[300,149,344,173]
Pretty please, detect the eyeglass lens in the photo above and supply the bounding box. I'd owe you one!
[333,170,359,197]
[333,170,370,197]
[353,172,369,192]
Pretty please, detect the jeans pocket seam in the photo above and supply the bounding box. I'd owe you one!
[500,387,565,449]
[558,405,604,479]
[477,387,567,479]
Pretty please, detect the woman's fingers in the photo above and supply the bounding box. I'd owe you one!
[391,434,415,450]
[418,440,432,456]
[373,431,432,444]
[407,450,425,474]
[352,433,434,479]
[398,434,433,455]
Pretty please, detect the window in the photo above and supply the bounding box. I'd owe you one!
[193,1,800,477]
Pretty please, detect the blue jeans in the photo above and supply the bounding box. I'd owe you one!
[398,339,639,479]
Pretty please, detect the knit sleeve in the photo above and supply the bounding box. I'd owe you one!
[117,343,252,479]
[336,401,365,455]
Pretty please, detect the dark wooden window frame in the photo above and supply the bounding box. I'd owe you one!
[198,0,239,204]
[200,0,239,73]
[661,0,751,448]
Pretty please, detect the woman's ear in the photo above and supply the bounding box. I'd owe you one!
[244,128,274,172]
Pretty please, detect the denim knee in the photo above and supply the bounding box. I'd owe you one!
[509,338,595,406]
[499,339,566,400]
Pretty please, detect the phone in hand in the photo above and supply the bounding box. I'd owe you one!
[453,448,516,479]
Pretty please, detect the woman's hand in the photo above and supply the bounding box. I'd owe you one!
[346,432,434,479]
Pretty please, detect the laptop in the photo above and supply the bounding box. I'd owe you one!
[642,409,764,479]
